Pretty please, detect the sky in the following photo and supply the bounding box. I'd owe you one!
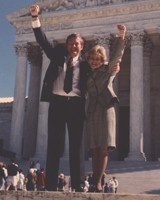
[0,0,35,97]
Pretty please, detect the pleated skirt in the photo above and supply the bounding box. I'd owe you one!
[86,103,116,150]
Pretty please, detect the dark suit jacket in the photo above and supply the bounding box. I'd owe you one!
[33,27,90,102]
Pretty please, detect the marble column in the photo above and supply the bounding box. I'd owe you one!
[10,43,28,157]
[143,38,152,160]
[34,51,49,161]
[22,45,42,159]
[126,32,146,161]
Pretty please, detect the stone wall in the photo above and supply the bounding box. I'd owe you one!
[0,102,12,149]
[0,191,160,200]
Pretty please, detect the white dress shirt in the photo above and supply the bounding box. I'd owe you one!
[32,19,81,97]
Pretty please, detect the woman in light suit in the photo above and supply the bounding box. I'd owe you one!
[85,24,126,192]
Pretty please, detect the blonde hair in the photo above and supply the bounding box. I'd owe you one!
[86,45,107,63]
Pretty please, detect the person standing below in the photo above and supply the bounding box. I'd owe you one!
[0,162,6,190]
[108,177,116,193]
[5,158,19,191]
[85,24,126,192]
[113,176,119,193]
[83,175,90,192]
[104,182,109,193]
[17,169,25,191]
[57,173,67,191]
[26,168,37,191]
[36,168,46,191]
[30,4,120,192]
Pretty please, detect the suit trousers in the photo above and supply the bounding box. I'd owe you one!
[46,94,85,191]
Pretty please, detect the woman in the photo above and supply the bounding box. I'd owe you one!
[85,24,126,192]
[26,168,37,191]
[17,169,25,190]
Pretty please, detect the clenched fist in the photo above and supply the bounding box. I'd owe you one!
[30,4,39,16]
[117,24,126,39]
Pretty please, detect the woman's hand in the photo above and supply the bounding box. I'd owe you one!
[111,63,120,76]
[117,24,126,40]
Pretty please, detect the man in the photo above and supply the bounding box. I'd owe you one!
[5,159,19,191]
[30,4,120,192]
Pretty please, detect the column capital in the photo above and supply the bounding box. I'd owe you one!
[14,42,28,57]
[129,31,146,46]
[94,32,111,47]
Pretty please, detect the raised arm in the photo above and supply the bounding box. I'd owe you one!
[109,24,126,75]
[30,4,39,21]
[30,4,55,59]
[117,24,126,40]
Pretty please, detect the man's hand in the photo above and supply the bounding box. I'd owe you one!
[117,24,126,40]
[110,63,120,76]
[30,4,39,16]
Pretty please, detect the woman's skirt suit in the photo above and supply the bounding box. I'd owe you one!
[86,37,125,150]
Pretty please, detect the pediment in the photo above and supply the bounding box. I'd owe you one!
[6,0,160,43]
[7,0,107,22]
[7,0,160,24]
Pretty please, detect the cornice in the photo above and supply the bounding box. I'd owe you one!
[7,0,160,27]
[6,0,160,45]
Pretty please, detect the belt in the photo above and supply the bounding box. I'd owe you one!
[52,94,81,101]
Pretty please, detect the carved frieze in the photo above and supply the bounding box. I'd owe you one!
[40,0,113,13]
[34,0,160,15]
[39,0,160,16]
[8,0,160,31]
[6,0,160,48]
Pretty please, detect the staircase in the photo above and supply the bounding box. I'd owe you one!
[1,157,160,195]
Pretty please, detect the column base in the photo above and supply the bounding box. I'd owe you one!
[125,151,146,161]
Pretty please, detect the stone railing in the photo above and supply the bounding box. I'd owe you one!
[0,191,160,200]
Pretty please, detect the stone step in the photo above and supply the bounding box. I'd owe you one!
[1,157,160,195]
[0,191,160,200]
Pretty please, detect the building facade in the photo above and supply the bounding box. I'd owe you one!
[3,0,160,162]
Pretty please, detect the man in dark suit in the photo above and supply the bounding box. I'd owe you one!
[30,4,120,192]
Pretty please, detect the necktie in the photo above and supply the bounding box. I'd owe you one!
[63,57,73,93]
